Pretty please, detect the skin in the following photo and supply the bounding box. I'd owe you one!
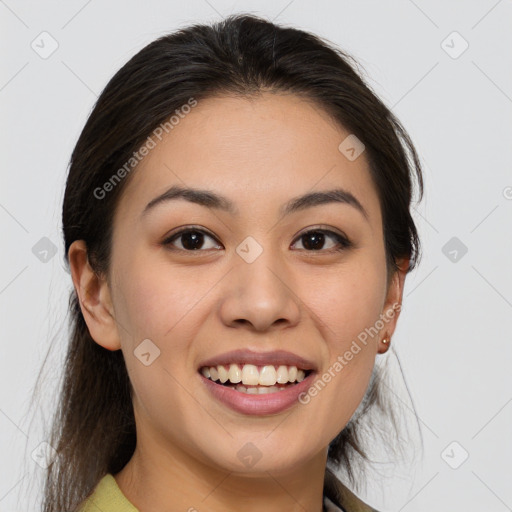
[69,92,407,512]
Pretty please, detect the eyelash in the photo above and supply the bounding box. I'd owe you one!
[162,226,353,253]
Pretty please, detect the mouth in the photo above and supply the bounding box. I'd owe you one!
[199,363,313,395]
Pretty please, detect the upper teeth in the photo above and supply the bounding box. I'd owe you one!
[200,364,307,386]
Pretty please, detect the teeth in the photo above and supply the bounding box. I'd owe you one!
[233,384,286,394]
[202,363,309,386]
[258,365,277,386]
[276,365,288,384]
[217,365,229,383]
[241,364,260,385]
[209,367,218,381]
[228,363,242,383]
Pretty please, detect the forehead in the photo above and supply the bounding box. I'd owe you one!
[115,92,381,225]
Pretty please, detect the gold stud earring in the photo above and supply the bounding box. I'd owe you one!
[382,337,389,345]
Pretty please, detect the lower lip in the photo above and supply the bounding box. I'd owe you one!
[199,372,316,415]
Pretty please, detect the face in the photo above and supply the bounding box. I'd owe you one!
[75,92,405,476]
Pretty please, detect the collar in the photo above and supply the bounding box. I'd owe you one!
[324,494,346,511]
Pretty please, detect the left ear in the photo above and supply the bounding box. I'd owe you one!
[377,258,409,354]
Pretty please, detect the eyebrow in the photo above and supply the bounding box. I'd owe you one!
[141,185,368,221]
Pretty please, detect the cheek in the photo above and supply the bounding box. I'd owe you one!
[301,256,387,351]
[284,256,385,423]
[113,263,210,435]
[112,257,211,344]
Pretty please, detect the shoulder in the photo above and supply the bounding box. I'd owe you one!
[323,467,381,512]
[77,473,139,512]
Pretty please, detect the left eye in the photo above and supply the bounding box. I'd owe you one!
[163,228,222,251]
[291,229,351,252]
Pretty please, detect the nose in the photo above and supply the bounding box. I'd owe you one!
[218,247,301,332]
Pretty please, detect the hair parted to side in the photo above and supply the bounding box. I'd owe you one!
[40,13,424,512]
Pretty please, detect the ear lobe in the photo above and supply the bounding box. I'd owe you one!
[68,240,121,351]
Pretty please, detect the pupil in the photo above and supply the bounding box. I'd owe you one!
[182,231,203,250]
[303,232,324,250]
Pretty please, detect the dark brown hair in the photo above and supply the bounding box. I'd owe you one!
[40,13,423,511]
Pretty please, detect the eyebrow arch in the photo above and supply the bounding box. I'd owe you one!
[141,185,368,221]
[141,185,237,218]
[281,189,368,221]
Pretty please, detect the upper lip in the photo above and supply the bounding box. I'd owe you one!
[198,349,317,372]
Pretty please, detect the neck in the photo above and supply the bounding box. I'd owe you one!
[115,433,328,512]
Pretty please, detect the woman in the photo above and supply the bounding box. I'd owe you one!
[44,13,423,512]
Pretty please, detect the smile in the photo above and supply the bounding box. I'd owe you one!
[199,363,310,394]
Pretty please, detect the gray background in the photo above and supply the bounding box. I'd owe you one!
[1,1,511,511]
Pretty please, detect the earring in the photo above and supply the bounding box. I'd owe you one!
[382,337,390,345]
